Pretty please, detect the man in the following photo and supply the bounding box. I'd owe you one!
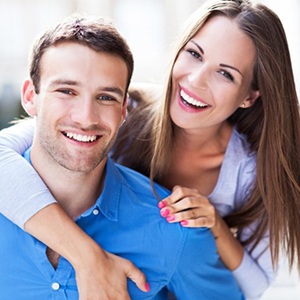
[0,15,244,299]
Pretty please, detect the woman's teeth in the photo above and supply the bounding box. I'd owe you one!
[180,89,208,108]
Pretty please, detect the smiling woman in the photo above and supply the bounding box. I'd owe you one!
[170,15,259,133]
[111,1,300,298]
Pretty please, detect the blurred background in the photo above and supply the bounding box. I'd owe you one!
[0,0,299,129]
[0,0,299,298]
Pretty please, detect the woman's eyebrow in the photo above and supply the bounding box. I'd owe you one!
[220,63,243,77]
[191,40,204,55]
[190,41,243,77]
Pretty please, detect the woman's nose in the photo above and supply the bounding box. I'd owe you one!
[188,64,210,89]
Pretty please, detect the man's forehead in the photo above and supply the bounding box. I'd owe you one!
[39,42,128,95]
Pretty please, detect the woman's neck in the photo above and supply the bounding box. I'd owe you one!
[161,122,233,195]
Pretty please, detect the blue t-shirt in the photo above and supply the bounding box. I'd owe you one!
[0,153,244,300]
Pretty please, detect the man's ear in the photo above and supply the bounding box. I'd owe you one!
[120,94,128,126]
[240,89,260,108]
[21,79,37,116]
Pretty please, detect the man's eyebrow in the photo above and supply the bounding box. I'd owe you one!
[101,87,124,98]
[49,79,79,87]
[49,80,124,97]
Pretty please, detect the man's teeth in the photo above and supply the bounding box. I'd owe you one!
[65,132,97,142]
[180,89,208,108]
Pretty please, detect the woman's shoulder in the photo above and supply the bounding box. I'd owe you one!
[225,128,256,183]
[229,128,255,160]
[210,128,257,213]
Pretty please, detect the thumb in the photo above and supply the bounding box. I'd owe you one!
[125,261,150,293]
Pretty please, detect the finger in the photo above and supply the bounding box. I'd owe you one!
[180,216,215,228]
[159,199,198,218]
[160,195,209,217]
[158,185,199,207]
[124,260,150,293]
[164,206,216,226]
[171,195,206,212]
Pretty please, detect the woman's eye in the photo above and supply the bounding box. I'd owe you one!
[187,49,202,60]
[219,70,234,82]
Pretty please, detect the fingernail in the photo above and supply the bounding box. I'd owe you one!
[180,220,188,226]
[158,201,166,208]
[166,215,175,222]
[160,208,170,217]
[145,282,150,292]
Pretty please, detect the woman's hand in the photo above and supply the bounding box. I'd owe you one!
[158,185,218,230]
[158,185,244,270]
[75,245,149,300]
[25,203,149,300]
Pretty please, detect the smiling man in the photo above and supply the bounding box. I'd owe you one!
[0,14,244,300]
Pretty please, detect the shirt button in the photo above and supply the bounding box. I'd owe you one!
[51,282,60,290]
[93,208,99,215]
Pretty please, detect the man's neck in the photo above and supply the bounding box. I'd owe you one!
[30,147,106,220]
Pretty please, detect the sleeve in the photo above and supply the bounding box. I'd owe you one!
[167,228,245,300]
[232,156,276,300]
[232,228,275,300]
[0,119,57,229]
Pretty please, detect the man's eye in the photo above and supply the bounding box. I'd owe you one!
[58,89,74,95]
[98,95,115,101]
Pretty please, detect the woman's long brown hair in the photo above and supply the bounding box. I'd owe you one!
[112,0,300,272]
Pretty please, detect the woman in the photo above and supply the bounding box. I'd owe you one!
[1,0,300,299]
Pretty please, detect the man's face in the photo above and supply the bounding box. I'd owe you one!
[23,41,128,173]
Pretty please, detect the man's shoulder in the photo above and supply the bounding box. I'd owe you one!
[114,162,171,199]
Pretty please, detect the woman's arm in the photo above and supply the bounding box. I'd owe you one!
[232,225,274,300]
[25,203,148,299]
[0,121,148,299]
[0,119,54,227]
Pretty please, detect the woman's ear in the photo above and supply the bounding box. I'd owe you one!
[21,79,37,116]
[240,89,260,108]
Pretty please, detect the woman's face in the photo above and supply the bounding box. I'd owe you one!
[170,15,259,131]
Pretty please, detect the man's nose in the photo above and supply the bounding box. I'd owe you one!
[71,97,99,127]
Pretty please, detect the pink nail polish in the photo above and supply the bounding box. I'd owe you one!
[180,220,188,226]
[166,215,175,222]
[145,282,150,292]
[158,201,166,208]
[160,209,170,217]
